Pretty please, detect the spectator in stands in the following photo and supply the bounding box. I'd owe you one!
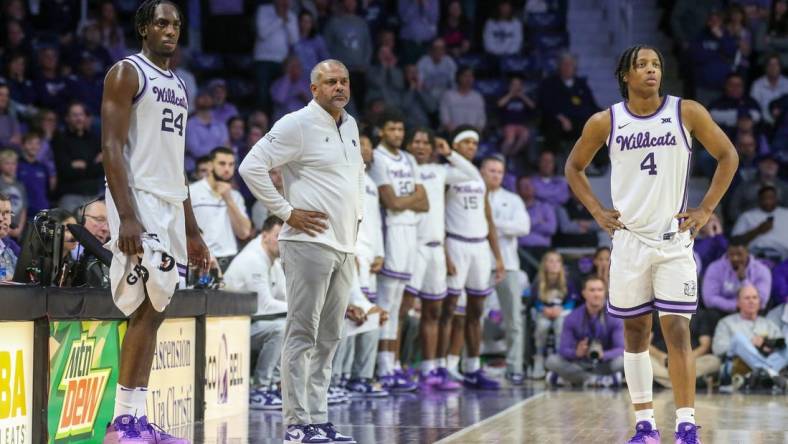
[367,46,405,110]
[750,55,788,125]
[588,246,610,288]
[65,21,112,74]
[253,0,298,111]
[270,56,311,122]
[31,109,58,180]
[649,310,721,388]
[439,67,485,132]
[17,132,51,219]
[96,1,127,62]
[227,116,245,155]
[694,212,728,271]
[193,156,212,182]
[554,190,601,248]
[0,194,17,281]
[545,276,622,387]
[209,79,239,126]
[483,0,523,58]
[497,76,536,157]
[293,11,330,74]
[691,10,738,105]
[533,151,570,206]
[725,4,752,79]
[37,0,79,40]
[224,216,287,409]
[726,154,788,223]
[0,150,25,238]
[530,250,578,379]
[767,302,787,335]
[400,64,437,129]
[53,102,102,212]
[70,199,110,288]
[773,259,788,306]
[439,0,472,58]
[66,54,103,116]
[703,240,772,324]
[398,0,440,64]
[324,0,373,110]
[732,184,788,261]
[517,176,556,252]
[3,53,35,113]
[0,82,21,148]
[417,38,457,105]
[670,1,722,56]
[761,0,788,68]
[1,20,32,66]
[186,89,230,172]
[708,73,762,138]
[538,53,599,151]
[712,285,787,389]
[246,111,270,136]
[189,147,251,270]
[171,49,196,112]
[33,47,69,115]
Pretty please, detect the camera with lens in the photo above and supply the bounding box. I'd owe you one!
[761,337,787,354]
[588,340,604,362]
[13,210,66,285]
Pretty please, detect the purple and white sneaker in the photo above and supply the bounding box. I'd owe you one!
[138,416,189,443]
[102,415,146,444]
[626,421,660,444]
[463,369,500,390]
[284,425,332,444]
[346,378,389,397]
[379,374,418,392]
[314,422,357,443]
[434,368,462,390]
[674,422,702,444]
[419,369,444,388]
[250,388,283,410]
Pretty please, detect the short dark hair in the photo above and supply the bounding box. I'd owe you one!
[380,108,405,127]
[196,155,211,166]
[729,236,749,248]
[226,115,244,128]
[615,45,665,99]
[0,193,9,203]
[262,215,283,233]
[135,0,182,41]
[404,127,435,150]
[455,66,474,83]
[582,275,606,290]
[481,154,505,168]
[594,246,611,258]
[22,131,41,144]
[210,147,234,160]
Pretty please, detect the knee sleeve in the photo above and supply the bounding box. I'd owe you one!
[624,351,653,404]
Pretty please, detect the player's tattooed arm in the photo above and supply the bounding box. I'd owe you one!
[101,61,144,256]
[565,110,625,236]
[676,100,738,238]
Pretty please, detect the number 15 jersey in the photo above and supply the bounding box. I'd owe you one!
[445,177,488,240]
[608,95,692,247]
[113,53,189,205]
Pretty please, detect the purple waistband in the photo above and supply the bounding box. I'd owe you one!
[425,241,442,247]
[446,233,487,243]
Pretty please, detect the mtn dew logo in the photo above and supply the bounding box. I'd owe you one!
[49,321,123,443]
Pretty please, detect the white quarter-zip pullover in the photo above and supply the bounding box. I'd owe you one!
[488,187,530,270]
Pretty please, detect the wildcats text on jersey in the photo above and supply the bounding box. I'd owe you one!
[153,86,187,110]
[616,131,678,151]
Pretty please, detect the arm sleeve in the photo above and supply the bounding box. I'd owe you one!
[483,21,495,54]
[556,206,581,234]
[494,194,531,237]
[603,318,625,360]
[731,212,751,236]
[252,268,289,314]
[712,319,732,356]
[367,153,390,186]
[444,151,481,184]
[702,262,737,312]
[238,115,303,222]
[543,205,558,236]
[256,6,281,40]
[558,315,579,360]
[754,264,773,309]
[270,77,291,106]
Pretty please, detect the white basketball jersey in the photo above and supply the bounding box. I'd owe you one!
[117,53,188,204]
[356,173,384,260]
[368,146,420,225]
[416,163,448,243]
[608,95,692,245]
[445,178,488,239]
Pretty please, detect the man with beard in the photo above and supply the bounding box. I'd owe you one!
[189,146,252,270]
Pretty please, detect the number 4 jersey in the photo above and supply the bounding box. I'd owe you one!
[608,95,692,246]
[116,53,189,204]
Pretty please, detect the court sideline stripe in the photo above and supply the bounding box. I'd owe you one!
[434,391,547,443]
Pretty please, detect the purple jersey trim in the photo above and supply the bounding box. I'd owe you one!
[124,58,147,104]
[676,98,693,153]
[622,95,668,120]
[607,107,615,150]
[130,53,174,78]
[446,232,487,243]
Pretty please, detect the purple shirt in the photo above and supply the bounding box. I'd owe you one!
[17,158,50,217]
[702,255,773,313]
[532,175,569,206]
[398,0,440,43]
[519,200,556,247]
[559,306,624,362]
[212,102,239,127]
[270,76,311,122]
[293,36,331,74]
[185,115,229,171]
[694,234,728,270]
[772,260,788,306]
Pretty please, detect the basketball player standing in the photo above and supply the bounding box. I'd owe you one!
[101,1,209,442]
[566,46,737,444]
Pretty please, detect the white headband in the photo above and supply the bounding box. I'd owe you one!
[453,130,479,145]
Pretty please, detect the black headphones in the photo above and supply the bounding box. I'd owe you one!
[76,196,104,225]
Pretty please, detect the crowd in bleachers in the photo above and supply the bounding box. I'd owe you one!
[0,0,787,409]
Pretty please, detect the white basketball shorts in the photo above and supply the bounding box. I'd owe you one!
[608,229,697,319]
[356,255,378,302]
[406,242,448,300]
[379,224,418,281]
[446,235,493,314]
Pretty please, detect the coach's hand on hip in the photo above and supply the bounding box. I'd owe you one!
[287,209,329,236]
[118,216,145,256]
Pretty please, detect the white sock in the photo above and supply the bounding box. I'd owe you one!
[114,385,136,419]
[635,408,656,429]
[624,351,653,404]
[132,387,148,417]
[676,407,695,431]
[447,354,460,371]
[437,357,447,369]
[377,352,394,376]
[464,357,480,373]
[420,359,437,374]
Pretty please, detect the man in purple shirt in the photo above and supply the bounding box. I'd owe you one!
[532,150,570,207]
[398,0,440,63]
[702,240,772,325]
[186,89,230,172]
[17,132,50,218]
[517,176,556,248]
[209,79,239,126]
[270,56,311,122]
[545,276,625,387]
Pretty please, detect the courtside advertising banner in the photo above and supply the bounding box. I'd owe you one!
[48,320,123,443]
[0,321,34,444]
[146,318,195,441]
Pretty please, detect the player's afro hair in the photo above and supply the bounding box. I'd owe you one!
[134,0,182,41]
[615,45,665,99]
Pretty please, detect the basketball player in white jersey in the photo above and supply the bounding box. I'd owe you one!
[442,125,505,390]
[368,109,427,392]
[566,45,737,444]
[403,127,480,390]
[101,1,209,443]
